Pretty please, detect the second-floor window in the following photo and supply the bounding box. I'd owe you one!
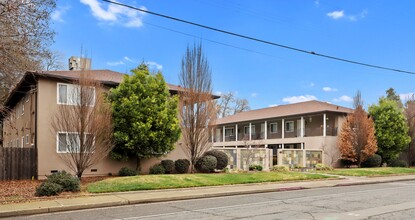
[225,128,234,137]
[270,123,278,133]
[285,121,294,132]
[58,83,95,106]
[244,125,256,134]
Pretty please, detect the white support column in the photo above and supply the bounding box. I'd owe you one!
[264,121,268,140]
[282,119,285,139]
[323,113,327,137]
[211,128,214,143]
[249,123,252,141]
[235,124,238,142]
[223,126,226,142]
[302,148,306,167]
[301,117,304,137]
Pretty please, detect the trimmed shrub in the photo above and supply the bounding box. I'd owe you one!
[196,155,217,173]
[315,163,333,171]
[271,165,289,172]
[149,164,166,174]
[389,159,408,167]
[175,159,190,174]
[35,182,63,197]
[161,160,175,174]
[46,171,80,192]
[118,167,138,176]
[203,150,229,170]
[362,154,382,168]
[249,164,263,171]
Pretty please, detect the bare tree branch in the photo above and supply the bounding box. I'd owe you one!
[51,73,114,178]
[179,43,217,172]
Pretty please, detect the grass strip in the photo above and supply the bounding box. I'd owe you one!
[87,172,331,193]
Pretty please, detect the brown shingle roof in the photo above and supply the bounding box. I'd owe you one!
[3,70,184,108]
[215,100,353,125]
[34,70,181,91]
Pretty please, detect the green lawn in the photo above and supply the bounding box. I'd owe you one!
[87,172,332,193]
[318,167,415,176]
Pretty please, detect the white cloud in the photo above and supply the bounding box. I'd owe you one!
[124,56,134,62]
[51,6,70,22]
[327,10,368,21]
[145,61,163,70]
[269,104,279,107]
[282,95,317,104]
[251,93,257,98]
[214,91,223,96]
[322,87,338,92]
[106,61,124,66]
[333,95,353,102]
[327,10,344,19]
[80,0,146,28]
[400,93,415,101]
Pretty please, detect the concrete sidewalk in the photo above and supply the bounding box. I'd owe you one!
[2,174,415,218]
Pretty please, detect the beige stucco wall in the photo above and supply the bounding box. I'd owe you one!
[35,78,187,178]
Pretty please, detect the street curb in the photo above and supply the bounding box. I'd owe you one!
[2,177,415,218]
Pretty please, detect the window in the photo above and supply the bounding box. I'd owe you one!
[21,137,24,148]
[285,121,294,132]
[225,128,234,137]
[16,139,19,148]
[244,125,255,134]
[57,83,95,106]
[21,102,24,115]
[57,132,94,153]
[270,123,278,133]
[26,134,29,144]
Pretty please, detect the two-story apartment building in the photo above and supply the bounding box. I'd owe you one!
[213,101,353,169]
[1,69,188,178]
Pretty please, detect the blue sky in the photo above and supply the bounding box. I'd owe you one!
[51,0,415,110]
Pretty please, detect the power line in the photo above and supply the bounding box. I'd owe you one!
[102,0,415,75]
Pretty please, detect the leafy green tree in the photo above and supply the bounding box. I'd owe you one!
[369,98,411,163]
[108,64,181,170]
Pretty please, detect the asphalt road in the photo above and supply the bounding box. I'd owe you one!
[7,180,415,220]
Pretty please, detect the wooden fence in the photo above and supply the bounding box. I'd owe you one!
[0,147,37,180]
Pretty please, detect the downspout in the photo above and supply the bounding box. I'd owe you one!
[34,82,38,180]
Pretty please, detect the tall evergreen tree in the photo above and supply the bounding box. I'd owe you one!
[385,88,403,108]
[369,98,410,163]
[108,64,181,170]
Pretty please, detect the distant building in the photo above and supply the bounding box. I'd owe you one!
[68,56,92,71]
[213,101,353,170]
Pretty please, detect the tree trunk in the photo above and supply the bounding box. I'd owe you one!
[136,157,141,172]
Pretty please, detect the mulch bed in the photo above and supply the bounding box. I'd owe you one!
[0,176,112,204]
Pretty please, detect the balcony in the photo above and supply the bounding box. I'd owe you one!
[213,113,339,143]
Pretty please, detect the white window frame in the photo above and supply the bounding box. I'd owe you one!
[270,123,278,133]
[56,132,94,153]
[26,134,29,144]
[21,102,24,116]
[57,83,96,106]
[21,136,24,148]
[285,121,294,132]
